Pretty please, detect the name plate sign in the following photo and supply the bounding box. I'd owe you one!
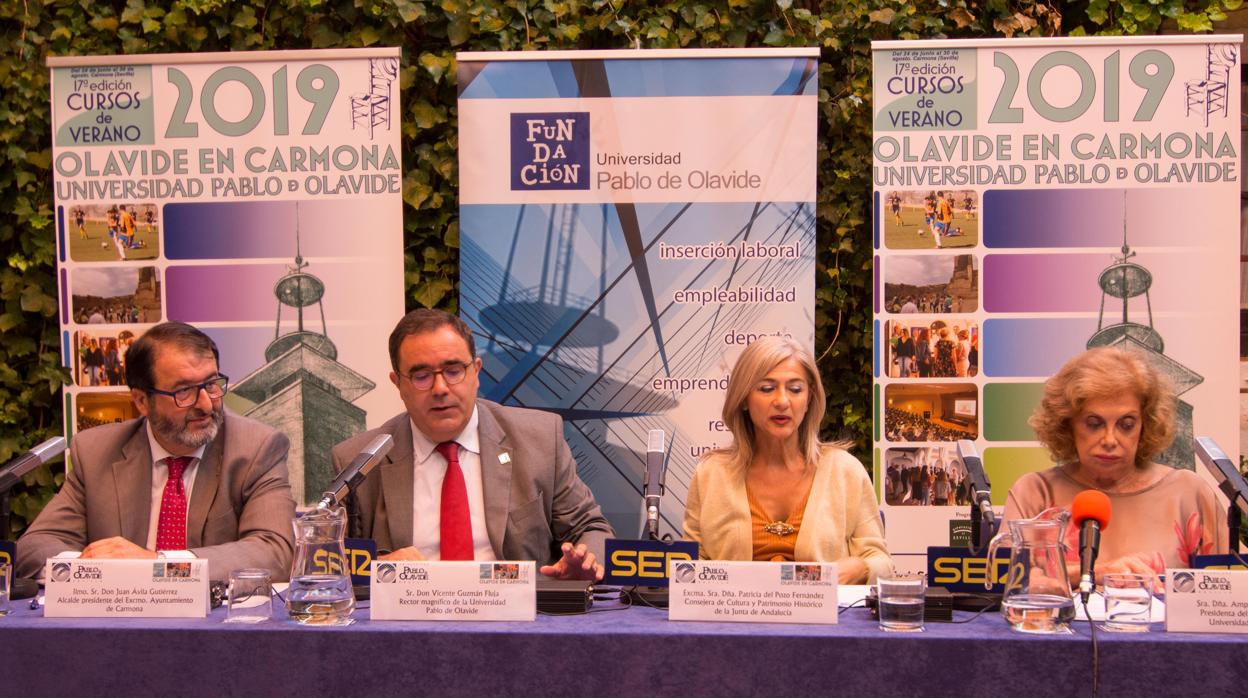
[1165,568,1248,634]
[668,560,838,624]
[44,558,209,618]
[370,561,536,621]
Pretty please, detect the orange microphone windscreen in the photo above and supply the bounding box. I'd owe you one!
[1071,489,1112,529]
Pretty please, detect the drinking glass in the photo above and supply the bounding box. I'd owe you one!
[225,568,272,624]
[0,562,11,617]
[878,574,925,632]
[1100,572,1153,632]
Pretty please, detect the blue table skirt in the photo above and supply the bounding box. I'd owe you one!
[1,599,1244,696]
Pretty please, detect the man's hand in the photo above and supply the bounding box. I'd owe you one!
[378,546,427,562]
[539,542,603,582]
[80,537,158,560]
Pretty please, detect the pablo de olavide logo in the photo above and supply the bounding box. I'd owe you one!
[698,565,729,582]
[398,565,428,582]
[511,112,590,190]
[673,562,696,584]
[50,562,72,582]
[1198,574,1233,592]
[376,563,397,583]
[73,564,103,580]
[1172,571,1196,593]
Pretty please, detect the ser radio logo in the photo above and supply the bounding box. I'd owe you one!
[510,112,590,190]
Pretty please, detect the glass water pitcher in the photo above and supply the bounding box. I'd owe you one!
[986,509,1075,634]
[286,507,355,625]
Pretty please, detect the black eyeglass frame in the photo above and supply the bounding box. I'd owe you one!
[145,375,230,407]
[399,362,474,391]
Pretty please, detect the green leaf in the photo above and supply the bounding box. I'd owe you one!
[358,26,381,46]
[447,15,471,45]
[413,277,452,308]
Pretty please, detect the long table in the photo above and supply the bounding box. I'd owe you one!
[1,598,1244,696]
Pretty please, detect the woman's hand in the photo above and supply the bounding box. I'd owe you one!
[1096,551,1165,591]
[837,556,868,584]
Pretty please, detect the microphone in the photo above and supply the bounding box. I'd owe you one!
[0,436,67,493]
[1196,436,1248,555]
[1195,437,1248,516]
[316,434,393,511]
[956,440,994,549]
[643,429,667,540]
[1071,490,1112,603]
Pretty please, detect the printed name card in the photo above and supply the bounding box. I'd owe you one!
[1165,568,1248,634]
[43,558,209,618]
[370,561,536,621]
[668,560,838,624]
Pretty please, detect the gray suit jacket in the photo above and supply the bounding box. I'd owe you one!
[331,400,613,563]
[16,411,296,582]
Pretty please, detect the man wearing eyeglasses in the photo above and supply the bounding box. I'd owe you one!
[16,322,296,582]
[331,309,613,580]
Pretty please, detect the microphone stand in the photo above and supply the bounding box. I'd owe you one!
[1218,479,1243,555]
[1,487,38,599]
[970,499,985,555]
[632,525,671,609]
[343,491,370,601]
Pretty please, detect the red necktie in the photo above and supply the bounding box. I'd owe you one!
[435,441,473,560]
[156,456,192,551]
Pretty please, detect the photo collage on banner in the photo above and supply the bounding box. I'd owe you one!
[457,49,819,536]
[50,49,406,506]
[872,37,1242,570]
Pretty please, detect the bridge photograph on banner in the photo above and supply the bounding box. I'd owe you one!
[48,49,407,507]
[871,36,1242,569]
[457,49,819,535]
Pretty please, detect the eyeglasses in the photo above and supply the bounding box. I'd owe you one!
[146,375,230,407]
[400,362,472,391]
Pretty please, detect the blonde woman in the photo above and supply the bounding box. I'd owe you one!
[683,337,892,583]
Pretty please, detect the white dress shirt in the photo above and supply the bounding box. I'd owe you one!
[409,406,496,561]
[144,422,205,551]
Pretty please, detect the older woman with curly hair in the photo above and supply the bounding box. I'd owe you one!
[1003,347,1226,580]
[683,336,892,583]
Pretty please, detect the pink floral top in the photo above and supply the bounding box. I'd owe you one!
[1002,464,1228,572]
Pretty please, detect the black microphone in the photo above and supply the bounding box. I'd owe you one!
[0,436,67,493]
[956,439,994,549]
[317,434,393,511]
[1196,436,1248,554]
[1195,437,1248,516]
[1071,490,1112,603]
[643,429,667,540]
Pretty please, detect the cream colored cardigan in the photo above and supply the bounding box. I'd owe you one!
[683,446,893,583]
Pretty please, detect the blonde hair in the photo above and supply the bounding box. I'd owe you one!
[1028,347,1176,468]
[714,336,827,471]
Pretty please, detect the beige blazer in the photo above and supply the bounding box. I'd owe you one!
[16,411,296,582]
[683,447,893,582]
[330,399,614,563]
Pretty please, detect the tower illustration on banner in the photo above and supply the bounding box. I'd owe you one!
[233,205,376,505]
[1085,194,1202,469]
[350,57,400,139]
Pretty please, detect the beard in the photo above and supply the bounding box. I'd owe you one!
[149,402,224,450]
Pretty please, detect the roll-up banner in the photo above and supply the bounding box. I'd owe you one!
[49,49,407,506]
[457,49,819,535]
[872,37,1242,569]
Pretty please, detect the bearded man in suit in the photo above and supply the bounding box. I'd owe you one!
[332,309,613,580]
[17,322,296,582]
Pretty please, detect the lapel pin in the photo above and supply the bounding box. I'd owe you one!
[498,452,511,465]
